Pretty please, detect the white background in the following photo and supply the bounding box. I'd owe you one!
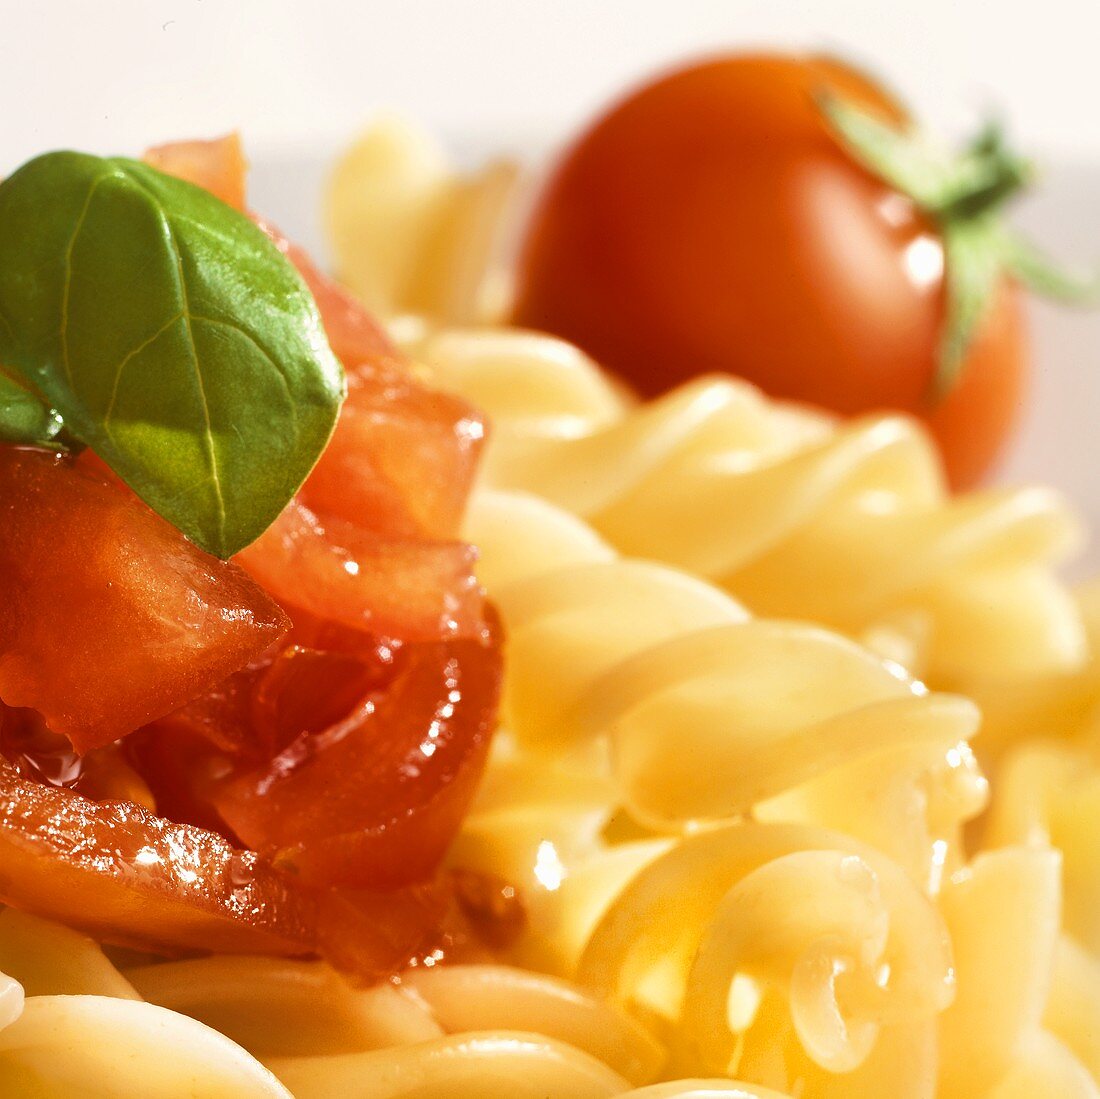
[4,0,1100,162]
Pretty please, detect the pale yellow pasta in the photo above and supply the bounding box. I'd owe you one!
[985,1031,1100,1099]
[401,964,665,1084]
[467,488,984,887]
[0,907,139,999]
[936,848,1063,1098]
[577,822,951,1097]
[451,738,674,973]
[326,117,520,324]
[624,1085,791,1098]
[967,579,1100,753]
[269,1032,795,1099]
[409,325,1085,688]
[266,1031,632,1099]
[1045,936,1100,1081]
[984,741,1100,952]
[126,955,443,1056]
[0,995,290,1098]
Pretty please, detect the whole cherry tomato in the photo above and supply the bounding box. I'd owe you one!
[512,54,1039,489]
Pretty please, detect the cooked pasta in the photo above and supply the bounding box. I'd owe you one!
[0,912,290,1097]
[404,324,1086,691]
[325,116,521,325]
[3,117,1100,1099]
[464,487,985,891]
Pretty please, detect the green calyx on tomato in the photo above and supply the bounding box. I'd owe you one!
[821,95,1100,398]
[0,151,346,559]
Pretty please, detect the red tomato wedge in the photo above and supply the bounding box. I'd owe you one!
[0,448,288,753]
[128,625,502,890]
[216,630,502,889]
[301,359,486,540]
[0,753,462,978]
[0,754,315,956]
[237,499,483,642]
[144,134,249,211]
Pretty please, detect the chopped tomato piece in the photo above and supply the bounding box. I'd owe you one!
[237,499,483,643]
[259,219,487,541]
[216,629,502,889]
[144,133,249,211]
[0,754,468,978]
[0,755,315,956]
[0,448,289,753]
[302,358,486,539]
[128,625,502,891]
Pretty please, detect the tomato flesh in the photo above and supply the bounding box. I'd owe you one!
[0,754,315,957]
[237,499,482,643]
[302,359,485,540]
[0,447,288,753]
[0,752,467,978]
[128,625,500,890]
[144,134,249,211]
[217,631,501,888]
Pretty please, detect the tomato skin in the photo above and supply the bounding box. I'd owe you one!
[128,625,501,891]
[237,499,484,643]
[925,281,1027,490]
[0,751,476,979]
[216,630,502,889]
[512,54,1026,489]
[144,134,248,210]
[302,359,486,541]
[0,755,317,957]
[0,447,288,753]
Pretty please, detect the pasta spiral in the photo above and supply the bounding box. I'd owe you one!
[465,487,985,889]
[0,904,798,1098]
[406,325,1086,689]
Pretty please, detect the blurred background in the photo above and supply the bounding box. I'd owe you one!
[6,0,1100,563]
[6,0,1100,160]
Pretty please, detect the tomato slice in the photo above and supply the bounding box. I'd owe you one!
[257,213,486,541]
[128,625,502,891]
[144,133,249,211]
[302,358,486,540]
[0,751,474,979]
[216,629,502,889]
[0,447,288,753]
[237,499,483,643]
[0,754,316,956]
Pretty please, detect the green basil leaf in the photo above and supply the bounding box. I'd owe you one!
[0,366,65,447]
[0,152,345,558]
